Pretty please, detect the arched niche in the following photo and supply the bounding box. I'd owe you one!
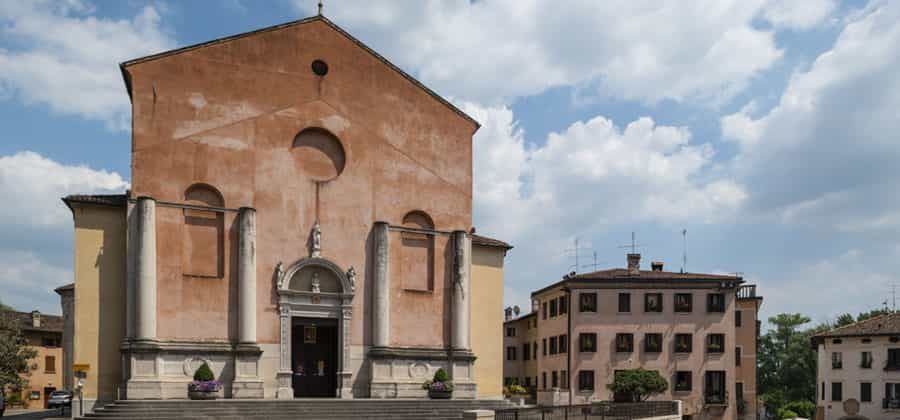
[274,257,355,399]
[399,210,435,292]
[292,128,346,182]
[182,183,224,278]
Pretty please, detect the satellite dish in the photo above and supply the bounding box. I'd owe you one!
[513,305,520,315]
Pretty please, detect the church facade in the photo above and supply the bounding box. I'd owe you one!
[63,15,510,408]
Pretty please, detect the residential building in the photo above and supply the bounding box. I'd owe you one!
[1,310,64,409]
[813,312,900,420]
[61,12,511,411]
[503,308,539,393]
[504,253,763,420]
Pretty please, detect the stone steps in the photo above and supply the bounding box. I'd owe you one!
[76,399,514,420]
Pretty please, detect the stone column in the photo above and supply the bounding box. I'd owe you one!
[238,207,257,344]
[134,197,157,341]
[372,221,390,348]
[452,231,471,350]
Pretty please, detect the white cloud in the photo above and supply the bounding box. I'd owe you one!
[0,251,70,314]
[723,1,900,228]
[756,250,892,325]
[761,0,838,30]
[0,1,175,130]
[0,151,129,228]
[466,102,746,248]
[299,1,785,105]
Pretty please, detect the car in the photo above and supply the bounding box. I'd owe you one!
[47,390,73,410]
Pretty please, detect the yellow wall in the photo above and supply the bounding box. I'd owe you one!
[72,204,127,402]
[471,244,507,399]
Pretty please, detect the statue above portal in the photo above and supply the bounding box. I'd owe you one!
[311,272,321,294]
[346,266,356,292]
[310,221,322,257]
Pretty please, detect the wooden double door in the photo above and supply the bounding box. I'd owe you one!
[291,317,338,398]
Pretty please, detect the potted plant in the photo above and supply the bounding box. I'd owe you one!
[422,368,454,399]
[188,362,222,400]
[505,384,528,406]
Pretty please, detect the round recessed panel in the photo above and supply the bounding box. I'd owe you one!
[292,128,346,181]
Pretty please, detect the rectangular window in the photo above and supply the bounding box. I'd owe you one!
[525,377,531,387]
[735,310,743,327]
[44,355,55,373]
[645,293,663,312]
[675,333,693,353]
[580,333,597,352]
[675,371,692,392]
[736,382,744,403]
[886,383,900,408]
[707,293,726,312]
[616,333,634,353]
[542,302,548,320]
[704,371,727,404]
[533,342,538,359]
[542,372,547,390]
[644,333,663,353]
[831,382,842,402]
[736,347,742,366]
[523,343,530,361]
[832,352,842,369]
[707,334,725,353]
[506,326,516,337]
[543,338,547,356]
[580,293,598,312]
[674,293,692,313]
[550,336,558,355]
[578,370,595,391]
[562,370,569,390]
[559,334,568,353]
[559,295,568,315]
[861,351,872,369]
[506,346,517,361]
[552,371,559,388]
[822,382,826,401]
[618,293,631,312]
[550,298,558,317]
[888,348,900,369]
[861,382,872,402]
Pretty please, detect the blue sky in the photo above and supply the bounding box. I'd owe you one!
[2,0,899,330]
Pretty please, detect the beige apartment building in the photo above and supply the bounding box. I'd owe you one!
[1,310,64,409]
[813,312,900,420]
[503,254,762,420]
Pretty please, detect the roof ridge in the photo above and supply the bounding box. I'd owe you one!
[819,312,897,336]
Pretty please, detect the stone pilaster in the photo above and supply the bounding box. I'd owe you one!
[135,197,157,341]
[451,231,470,351]
[276,306,293,399]
[238,207,257,344]
[372,222,390,348]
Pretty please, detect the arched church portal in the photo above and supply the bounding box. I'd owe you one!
[274,257,355,399]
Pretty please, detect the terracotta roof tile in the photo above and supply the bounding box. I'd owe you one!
[816,312,900,338]
[471,234,513,250]
[1,310,63,334]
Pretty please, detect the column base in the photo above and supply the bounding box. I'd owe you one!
[338,371,353,399]
[231,380,264,399]
[276,371,293,399]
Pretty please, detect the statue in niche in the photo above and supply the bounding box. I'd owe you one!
[275,261,285,289]
[346,266,356,292]
[311,271,321,294]
[310,221,322,257]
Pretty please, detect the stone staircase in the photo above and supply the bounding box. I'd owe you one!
[77,399,516,420]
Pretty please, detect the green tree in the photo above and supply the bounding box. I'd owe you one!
[833,313,855,328]
[0,299,12,312]
[758,314,817,414]
[0,311,38,389]
[607,368,668,402]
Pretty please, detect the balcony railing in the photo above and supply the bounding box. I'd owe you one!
[884,361,900,371]
[705,391,728,406]
[736,285,757,299]
[884,398,900,409]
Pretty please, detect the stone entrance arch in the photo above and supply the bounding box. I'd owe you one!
[274,257,355,399]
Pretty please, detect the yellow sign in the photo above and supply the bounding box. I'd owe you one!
[73,363,90,372]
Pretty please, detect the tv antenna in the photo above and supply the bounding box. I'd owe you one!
[889,283,899,312]
[617,232,645,254]
[682,229,688,273]
[565,236,592,274]
[317,0,324,15]
[581,251,602,272]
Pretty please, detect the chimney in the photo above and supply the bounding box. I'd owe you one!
[651,261,664,272]
[627,253,641,275]
[31,310,41,328]
[504,307,513,321]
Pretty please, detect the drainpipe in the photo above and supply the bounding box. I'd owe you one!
[564,286,573,406]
